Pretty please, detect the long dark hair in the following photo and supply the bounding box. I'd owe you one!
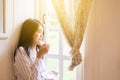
[14,19,44,61]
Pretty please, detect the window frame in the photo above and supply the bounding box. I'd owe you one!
[44,18,78,80]
[0,0,8,40]
[36,0,79,80]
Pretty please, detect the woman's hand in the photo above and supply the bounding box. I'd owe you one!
[37,43,49,59]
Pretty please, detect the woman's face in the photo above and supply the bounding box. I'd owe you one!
[33,25,44,46]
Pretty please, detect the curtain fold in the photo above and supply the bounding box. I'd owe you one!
[52,0,92,70]
[52,0,74,47]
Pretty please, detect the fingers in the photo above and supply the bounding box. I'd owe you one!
[37,44,49,58]
[39,43,49,55]
[42,44,49,51]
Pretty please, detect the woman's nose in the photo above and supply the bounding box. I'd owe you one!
[40,34,43,39]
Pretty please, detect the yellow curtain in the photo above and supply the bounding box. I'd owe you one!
[52,0,92,70]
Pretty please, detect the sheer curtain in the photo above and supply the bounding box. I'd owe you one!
[52,0,92,71]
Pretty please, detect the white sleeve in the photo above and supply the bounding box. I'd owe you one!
[15,48,40,80]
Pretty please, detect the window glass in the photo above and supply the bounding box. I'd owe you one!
[47,26,59,54]
[46,58,59,72]
[63,60,76,80]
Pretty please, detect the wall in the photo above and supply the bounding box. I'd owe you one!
[84,0,120,80]
[0,0,34,80]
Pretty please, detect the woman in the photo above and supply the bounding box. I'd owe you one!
[14,19,50,80]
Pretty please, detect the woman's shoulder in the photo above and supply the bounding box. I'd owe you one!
[16,46,25,52]
[16,46,26,56]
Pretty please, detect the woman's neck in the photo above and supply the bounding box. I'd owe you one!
[30,44,36,52]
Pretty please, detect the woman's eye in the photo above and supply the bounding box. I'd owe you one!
[37,30,43,34]
[38,31,42,33]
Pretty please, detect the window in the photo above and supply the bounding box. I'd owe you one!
[42,0,77,80]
